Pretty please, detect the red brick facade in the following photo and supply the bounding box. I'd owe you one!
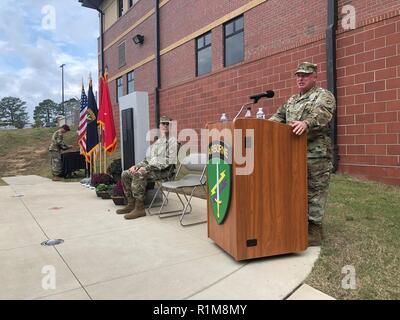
[101,0,400,185]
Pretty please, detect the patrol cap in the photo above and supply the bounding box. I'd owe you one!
[295,62,318,75]
[160,115,172,124]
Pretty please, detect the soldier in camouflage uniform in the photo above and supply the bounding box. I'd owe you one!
[48,124,72,180]
[269,62,336,246]
[118,116,178,220]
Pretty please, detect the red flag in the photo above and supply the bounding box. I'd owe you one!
[98,73,117,154]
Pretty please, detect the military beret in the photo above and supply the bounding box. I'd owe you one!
[160,116,172,123]
[295,62,318,74]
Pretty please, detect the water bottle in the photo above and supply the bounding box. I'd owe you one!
[256,107,265,119]
[220,113,228,122]
[244,107,252,118]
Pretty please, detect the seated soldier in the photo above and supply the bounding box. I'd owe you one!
[48,124,72,181]
[117,116,178,220]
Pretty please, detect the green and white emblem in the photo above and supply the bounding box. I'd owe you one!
[208,141,232,224]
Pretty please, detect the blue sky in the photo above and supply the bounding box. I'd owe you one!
[0,0,99,120]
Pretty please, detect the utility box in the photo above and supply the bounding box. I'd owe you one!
[118,92,150,170]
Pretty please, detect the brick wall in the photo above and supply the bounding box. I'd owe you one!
[101,0,400,185]
[336,13,400,185]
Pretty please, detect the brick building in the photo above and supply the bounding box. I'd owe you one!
[80,0,400,185]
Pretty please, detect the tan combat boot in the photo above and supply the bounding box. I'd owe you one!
[124,200,146,220]
[308,222,323,246]
[116,198,136,214]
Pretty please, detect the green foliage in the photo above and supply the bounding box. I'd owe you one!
[96,183,114,192]
[33,99,63,128]
[0,97,29,129]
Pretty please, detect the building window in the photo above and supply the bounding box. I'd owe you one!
[196,32,212,76]
[128,0,134,8]
[116,77,123,103]
[224,15,244,67]
[118,0,123,18]
[118,41,126,68]
[127,71,135,94]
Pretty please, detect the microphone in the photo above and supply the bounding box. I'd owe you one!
[249,90,275,103]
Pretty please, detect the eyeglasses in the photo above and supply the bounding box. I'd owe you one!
[160,122,169,126]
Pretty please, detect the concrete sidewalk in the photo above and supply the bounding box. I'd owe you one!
[0,175,332,300]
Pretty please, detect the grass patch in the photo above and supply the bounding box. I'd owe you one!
[0,178,8,186]
[0,127,120,180]
[306,174,400,300]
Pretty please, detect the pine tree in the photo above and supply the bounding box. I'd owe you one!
[0,97,29,129]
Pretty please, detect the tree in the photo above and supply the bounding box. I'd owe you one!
[64,98,80,124]
[0,97,29,129]
[33,99,62,127]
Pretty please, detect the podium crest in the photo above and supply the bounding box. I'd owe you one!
[208,141,231,224]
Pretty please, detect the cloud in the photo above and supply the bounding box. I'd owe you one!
[0,0,99,121]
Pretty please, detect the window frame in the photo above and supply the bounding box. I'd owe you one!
[116,77,123,103]
[223,15,244,67]
[117,0,124,18]
[195,31,212,77]
[127,71,135,94]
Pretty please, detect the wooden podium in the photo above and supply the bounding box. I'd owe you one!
[207,118,308,261]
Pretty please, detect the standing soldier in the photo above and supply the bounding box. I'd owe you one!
[269,62,336,246]
[48,124,72,181]
[118,116,178,220]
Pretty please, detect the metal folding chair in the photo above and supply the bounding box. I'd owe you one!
[156,153,207,226]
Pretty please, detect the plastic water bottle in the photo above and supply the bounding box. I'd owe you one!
[256,107,265,119]
[244,107,252,118]
[220,113,228,122]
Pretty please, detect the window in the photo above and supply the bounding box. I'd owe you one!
[224,15,244,67]
[127,71,135,94]
[118,41,126,68]
[128,0,134,8]
[196,32,212,76]
[118,0,123,18]
[116,77,123,103]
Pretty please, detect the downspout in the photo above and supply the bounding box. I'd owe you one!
[95,7,105,76]
[99,9,105,75]
[326,0,339,172]
[155,0,161,128]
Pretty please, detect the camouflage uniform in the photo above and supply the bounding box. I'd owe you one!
[270,65,336,224]
[48,129,70,176]
[121,135,178,201]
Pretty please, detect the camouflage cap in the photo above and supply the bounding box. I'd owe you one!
[295,62,318,74]
[160,115,172,123]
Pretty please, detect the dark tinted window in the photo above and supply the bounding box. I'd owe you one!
[224,16,244,66]
[196,32,212,76]
[127,71,135,94]
[116,77,123,103]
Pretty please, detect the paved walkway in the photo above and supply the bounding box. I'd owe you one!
[0,175,332,300]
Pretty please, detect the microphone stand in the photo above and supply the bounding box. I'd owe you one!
[233,101,255,121]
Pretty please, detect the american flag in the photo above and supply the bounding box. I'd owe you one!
[78,85,89,161]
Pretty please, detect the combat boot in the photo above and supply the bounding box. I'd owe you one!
[124,200,146,220]
[116,198,136,214]
[308,222,323,246]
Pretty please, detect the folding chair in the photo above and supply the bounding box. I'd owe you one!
[156,153,207,226]
[146,164,177,213]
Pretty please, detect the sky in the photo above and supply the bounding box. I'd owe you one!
[0,0,99,121]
